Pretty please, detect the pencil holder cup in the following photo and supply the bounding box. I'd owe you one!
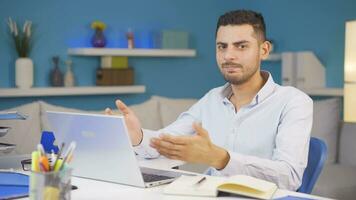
[29,168,72,200]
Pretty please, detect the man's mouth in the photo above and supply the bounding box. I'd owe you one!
[222,64,242,73]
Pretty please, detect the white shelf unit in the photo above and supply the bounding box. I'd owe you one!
[264,53,282,61]
[302,88,344,97]
[68,48,197,57]
[0,86,145,97]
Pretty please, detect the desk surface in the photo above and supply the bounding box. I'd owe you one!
[1,155,332,200]
[68,156,331,200]
[71,176,330,200]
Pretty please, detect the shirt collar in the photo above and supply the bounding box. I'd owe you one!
[221,83,233,105]
[221,70,277,106]
[255,71,276,104]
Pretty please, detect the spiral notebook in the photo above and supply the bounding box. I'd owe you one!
[164,175,278,200]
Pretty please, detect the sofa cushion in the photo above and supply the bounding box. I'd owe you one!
[339,122,356,166]
[40,101,104,132]
[40,98,162,132]
[152,96,197,127]
[312,164,356,200]
[0,102,41,155]
[128,98,162,130]
[311,98,341,164]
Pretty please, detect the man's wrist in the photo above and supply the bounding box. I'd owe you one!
[210,145,230,170]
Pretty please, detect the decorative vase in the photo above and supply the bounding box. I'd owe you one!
[15,57,34,88]
[92,29,106,48]
[50,56,64,87]
[64,60,75,87]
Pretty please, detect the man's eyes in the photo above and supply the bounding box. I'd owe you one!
[217,44,248,50]
[217,45,226,50]
[237,44,248,49]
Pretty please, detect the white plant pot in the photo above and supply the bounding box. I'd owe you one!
[15,58,34,88]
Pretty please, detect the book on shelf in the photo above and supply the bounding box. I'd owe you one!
[164,175,278,199]
[101,56,128,69]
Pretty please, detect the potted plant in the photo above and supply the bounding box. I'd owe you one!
[91,20,107,48]
[7,17,34,88]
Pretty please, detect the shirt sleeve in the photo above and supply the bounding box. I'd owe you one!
[216,93,313,191]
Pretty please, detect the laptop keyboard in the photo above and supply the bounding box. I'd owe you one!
[142,173,174,182]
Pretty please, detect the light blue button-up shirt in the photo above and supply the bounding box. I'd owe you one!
[135,71,313,190]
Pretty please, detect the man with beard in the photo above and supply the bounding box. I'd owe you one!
[106,10,313,191]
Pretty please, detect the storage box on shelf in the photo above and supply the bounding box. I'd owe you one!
[264,51,343,97]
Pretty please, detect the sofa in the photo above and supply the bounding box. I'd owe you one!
[0,96,355,199]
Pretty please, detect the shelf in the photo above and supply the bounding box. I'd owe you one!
[68,48,196,57]
[0,86,146,97]
[264,53,281,61]
[302,88,344,97]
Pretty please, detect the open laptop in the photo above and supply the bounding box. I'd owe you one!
[46,111,189,188]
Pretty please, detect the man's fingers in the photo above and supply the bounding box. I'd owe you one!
[155,146,182,160]
[159,134,190,145]
[115,100,130,115]
[150,138,184,151]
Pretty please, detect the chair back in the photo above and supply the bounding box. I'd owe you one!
[298,137,327,194]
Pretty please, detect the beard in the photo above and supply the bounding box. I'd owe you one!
[220,62,259,85]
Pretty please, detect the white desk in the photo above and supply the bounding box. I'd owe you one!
[1,155,332,200]
[68,156,332,200]
[71,176,330,200]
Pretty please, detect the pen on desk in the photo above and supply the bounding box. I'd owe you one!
[194,176,206,186]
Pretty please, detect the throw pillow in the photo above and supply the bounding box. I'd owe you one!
[127,97,162,130]
[152,96,198,127]
[40,101,104,132]
[311,98,341,164]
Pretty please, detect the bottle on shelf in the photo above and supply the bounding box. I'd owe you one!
[64,59,75,87]
[126,28,134,49]
[50,56,64,87]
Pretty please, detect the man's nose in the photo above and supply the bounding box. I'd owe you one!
[224,47,237,61]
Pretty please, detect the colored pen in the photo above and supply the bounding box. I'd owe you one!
[53,143,65,172]
[50,150,55,170]
[31,151,40,172]
[39,156,50,172]
[37,144,46,157]
[59,142,76,171]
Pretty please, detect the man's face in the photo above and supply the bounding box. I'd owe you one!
[216,24,265,85]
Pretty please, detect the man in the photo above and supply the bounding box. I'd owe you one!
[106,10,313,191]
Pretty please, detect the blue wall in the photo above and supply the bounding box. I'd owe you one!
[1,0,355,110]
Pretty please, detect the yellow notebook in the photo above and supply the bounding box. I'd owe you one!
[164,175,278,199]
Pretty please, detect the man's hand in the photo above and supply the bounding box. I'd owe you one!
[105,100,143,146]
[150,123,230,169]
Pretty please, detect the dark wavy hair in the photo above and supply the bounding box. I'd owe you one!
[216,10,266,42]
